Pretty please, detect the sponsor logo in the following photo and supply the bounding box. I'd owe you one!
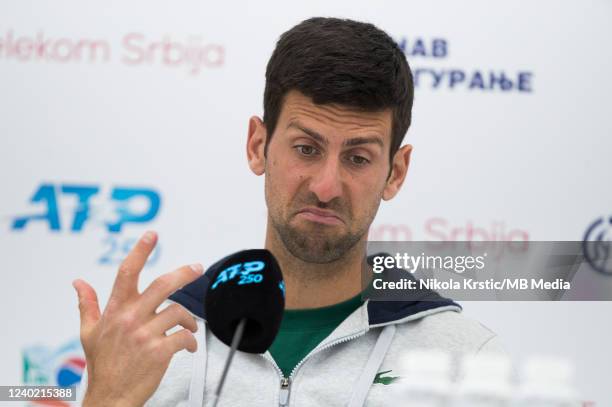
[0,30,224,76]
[395,36,534,93]
[373,370,399,385]
[22,338,85,406]
[369,218,529,262]
[12,183,161,233]
[583,216,612,275]
[211,261,265,290]
[10,182,162,265]
[370,218,529,242]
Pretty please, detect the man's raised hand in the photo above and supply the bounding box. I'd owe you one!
[73,231,203,407]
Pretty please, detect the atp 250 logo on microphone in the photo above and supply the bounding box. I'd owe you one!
[9,182,162,266]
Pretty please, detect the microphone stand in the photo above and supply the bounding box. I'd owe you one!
[210,318,247,407]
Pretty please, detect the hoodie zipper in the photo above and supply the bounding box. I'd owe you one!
[262,330,367,407]
[279,377,290,406]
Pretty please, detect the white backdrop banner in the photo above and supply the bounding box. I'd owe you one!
[1,1,611,405]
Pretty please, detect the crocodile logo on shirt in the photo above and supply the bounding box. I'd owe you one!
[373,370,399,385]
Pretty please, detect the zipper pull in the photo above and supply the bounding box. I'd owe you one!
[279,377,290,406]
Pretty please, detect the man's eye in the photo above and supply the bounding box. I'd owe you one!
[295,145,318,156]
[349,155,370,166]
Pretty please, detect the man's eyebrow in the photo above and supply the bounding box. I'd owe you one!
[343,136,384,149]
[288,122,384,149]
[288,122,327,145]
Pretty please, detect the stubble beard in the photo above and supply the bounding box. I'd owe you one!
[271,214,366,264]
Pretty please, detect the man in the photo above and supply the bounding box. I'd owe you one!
[74,17,502,406]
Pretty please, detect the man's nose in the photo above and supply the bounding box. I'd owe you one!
[309,156,343,203]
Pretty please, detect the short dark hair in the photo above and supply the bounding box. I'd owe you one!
[263,17,414,162]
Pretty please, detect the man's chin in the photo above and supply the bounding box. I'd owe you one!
[289,245,346,264]
[282,228,358,263]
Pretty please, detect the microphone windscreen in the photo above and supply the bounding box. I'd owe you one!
[204,249,285,353]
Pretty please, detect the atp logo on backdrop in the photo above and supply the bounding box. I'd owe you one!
[10,182,162,265]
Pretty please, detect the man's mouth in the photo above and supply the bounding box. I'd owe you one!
[296,207,344,226]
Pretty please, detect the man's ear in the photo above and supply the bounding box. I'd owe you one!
[383,144,413,200]
[247,116,267,175]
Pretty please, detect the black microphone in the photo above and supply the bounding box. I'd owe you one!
[204,249,285,406]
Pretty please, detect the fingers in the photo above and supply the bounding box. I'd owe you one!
[148,303,197,335]
[165,328,198,354]
[139,264,203,314]
[73,279,101,334]
[110,231,158,303]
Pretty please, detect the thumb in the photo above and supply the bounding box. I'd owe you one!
[73,279,101,334]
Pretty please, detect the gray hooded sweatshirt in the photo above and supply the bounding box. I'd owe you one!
[79,264,503,406]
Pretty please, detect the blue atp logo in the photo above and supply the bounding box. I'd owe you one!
[211,261,265,289]
[11,183,161,233]
[10,182,162,265]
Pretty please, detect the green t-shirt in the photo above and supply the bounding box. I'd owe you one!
[268,293,364,378]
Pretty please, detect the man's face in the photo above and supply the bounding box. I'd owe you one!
[263,91,393,264]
